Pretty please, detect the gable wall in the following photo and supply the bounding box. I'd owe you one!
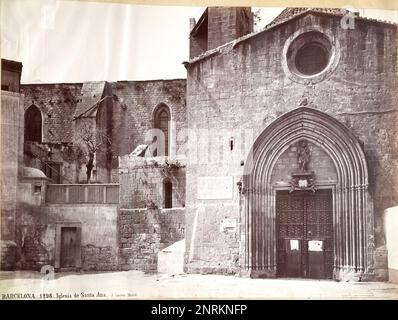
[185,13,398,278]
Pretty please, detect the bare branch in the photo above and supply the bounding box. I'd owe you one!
[74,118,112,183]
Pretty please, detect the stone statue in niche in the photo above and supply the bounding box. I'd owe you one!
[289,140,316,193]
[297,140,311,172]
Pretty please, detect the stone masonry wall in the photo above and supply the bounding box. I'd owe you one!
[119,156,186,209]
[0,241,17,270]
[185,12,397,278]
[81,245,116,271]
[46,204,119,271]
[14,203,119,271]
[207,7,252,52]
[271,141,337,184]
[119,208,185,272]
[109,79,186,162]
[190,8,253,59]
[21,84,82,183]
[21,79,187,184]
[21,83,82,144]
[0,91,24,270]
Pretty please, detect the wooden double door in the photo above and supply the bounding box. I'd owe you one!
[276,189,334,279]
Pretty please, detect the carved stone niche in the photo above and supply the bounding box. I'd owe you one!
[289,139,316,192]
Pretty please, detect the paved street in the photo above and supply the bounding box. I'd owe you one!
[1,271,398,300]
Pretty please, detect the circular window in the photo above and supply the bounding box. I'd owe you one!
[286,31,333,79]
[295,42,330,76]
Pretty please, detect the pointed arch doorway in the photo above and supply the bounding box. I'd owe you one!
[241,107,373,281]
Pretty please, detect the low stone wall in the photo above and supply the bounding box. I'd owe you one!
[14,204,119,271]
[82,245,116,271]
[119,207,185,272]
[15,224,53,270]
[0,240,17,270]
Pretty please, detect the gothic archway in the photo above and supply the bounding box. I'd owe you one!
[24,105,42,142]
[153,103,171,156]
[242,107,373,280]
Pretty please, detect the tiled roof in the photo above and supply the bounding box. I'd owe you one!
[269,7,350,26]
[185,7,397,66]
[266,7,397,29]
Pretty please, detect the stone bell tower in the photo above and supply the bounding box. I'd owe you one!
[189,7,253,59]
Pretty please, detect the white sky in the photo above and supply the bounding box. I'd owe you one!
[1,0,397,84]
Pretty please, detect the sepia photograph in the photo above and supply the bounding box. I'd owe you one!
[1,0,398,304]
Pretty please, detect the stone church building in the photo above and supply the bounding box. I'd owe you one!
[1,7,397,282]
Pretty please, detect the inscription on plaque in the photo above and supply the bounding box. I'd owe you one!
[308,240,323,252]
[220,218,237,233]
[197,176,233,200]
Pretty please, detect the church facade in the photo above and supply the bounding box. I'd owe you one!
[183,7,397,281]
[1,7,397,282]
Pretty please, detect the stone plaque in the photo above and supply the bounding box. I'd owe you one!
[220,218,237,233]
[308,240,323,252]
[197,176,234,200]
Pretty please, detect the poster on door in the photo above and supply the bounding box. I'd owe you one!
[308,240,323,251]
[290,239,299,251]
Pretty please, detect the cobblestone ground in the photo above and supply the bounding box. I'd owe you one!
[0,271,398,300]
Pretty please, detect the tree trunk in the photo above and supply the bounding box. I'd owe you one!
[86,153,94,183]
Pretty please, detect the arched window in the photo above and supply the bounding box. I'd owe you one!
[24,105,42,142]
[163,179,172,209]
[153,104,170,156]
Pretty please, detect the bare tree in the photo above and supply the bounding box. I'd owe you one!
[75,118,111,183]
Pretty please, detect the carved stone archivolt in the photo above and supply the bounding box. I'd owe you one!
[242,107,372,280]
